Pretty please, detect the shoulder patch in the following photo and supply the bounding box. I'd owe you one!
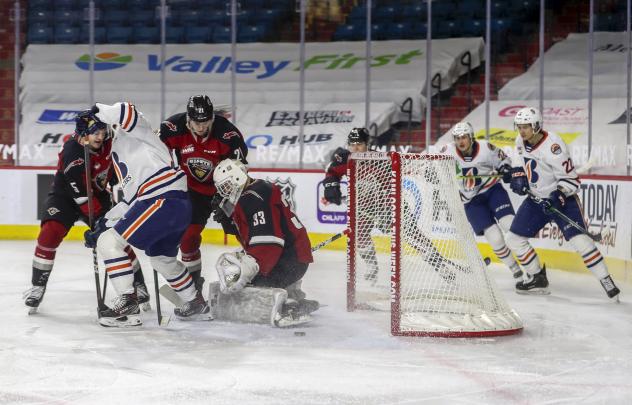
[440,145,447,153]
[551,143,562,155]
[487,142,496,150]
[223,131,240,140]
[162,120,177,132]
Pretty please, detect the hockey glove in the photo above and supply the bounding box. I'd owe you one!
[498,164,513,184]
[84,217,108,248]
[323,176,342,205]
[509,167,529,196]
[216,251,260,294]
[539,189,566,214]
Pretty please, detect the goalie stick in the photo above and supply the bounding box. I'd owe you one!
[153,270,171,326]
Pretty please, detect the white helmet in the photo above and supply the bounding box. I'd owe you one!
[451,121,475,141]
[514,107,542,133]
[213,159,249,205]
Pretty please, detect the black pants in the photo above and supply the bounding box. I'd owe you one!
[251,260,309,289]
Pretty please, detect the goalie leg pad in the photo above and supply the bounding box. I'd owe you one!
[569,234,609,280]
[97,229,135,295]
[505,231,541,276]
[208,281,289,326]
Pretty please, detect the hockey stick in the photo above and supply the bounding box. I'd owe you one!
[83,143,106,317]
[457,174,503,180]
[525,189,602,242]
[311,229,351,252]
[153,270,170,326]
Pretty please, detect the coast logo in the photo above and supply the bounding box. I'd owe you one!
[75,52,132,71]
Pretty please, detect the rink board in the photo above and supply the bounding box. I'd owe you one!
[1,167,630,280]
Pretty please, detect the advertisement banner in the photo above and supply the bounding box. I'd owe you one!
[14,102,398,168]
[435,99,632,175]
[499,31,630,100]
[20,39,484,120]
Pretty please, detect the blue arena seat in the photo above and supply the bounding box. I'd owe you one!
[134,26,160,43]
[54,25,80,43]
[178,9,202,25]
[385,22,412,40]
[79,26,106,43]
[54,9,82,26]
[107,26,133,43]
[333,24,363,41]
[212,26,232,43]
[166,26,185,43]
[104,10,129,26]
[129,10,156,26]
[238,25,266,43]
[184,26,213,43]
[29,9,53,24]
[54,0,78,10]
[28,26,53,44]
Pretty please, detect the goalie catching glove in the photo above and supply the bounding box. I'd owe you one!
[216,251,259,294]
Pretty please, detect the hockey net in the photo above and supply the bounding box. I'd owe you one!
[347,152,523,337]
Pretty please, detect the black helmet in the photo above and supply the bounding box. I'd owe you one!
[75,110,107,137]
[187,95,214,122]
[347,127,369,145]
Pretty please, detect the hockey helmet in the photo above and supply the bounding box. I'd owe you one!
[187,95,214,122]
[513,107,542,133]
[213,159,249,205]
[451,122,475,142]
[75,110,107,138]
[347,127,370,145]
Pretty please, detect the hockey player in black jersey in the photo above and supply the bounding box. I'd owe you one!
[23,111,150,314]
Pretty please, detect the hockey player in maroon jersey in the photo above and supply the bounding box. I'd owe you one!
[160,95,247,293]
[23,110,149,314]
[208,159,319,327]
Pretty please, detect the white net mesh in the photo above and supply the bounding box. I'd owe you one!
[347,152,523,337]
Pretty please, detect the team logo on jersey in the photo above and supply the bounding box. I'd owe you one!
[182,145,194,154]
[47,207,60,216]
[223,131,240,140]
[550,144,562,155]
[163,121,177,132]
[187,157,213,182]
[268,177,297,212]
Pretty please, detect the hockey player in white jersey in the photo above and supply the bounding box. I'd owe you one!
[441,122,523,279]
[83,102,210,326]
[506,107,620,299]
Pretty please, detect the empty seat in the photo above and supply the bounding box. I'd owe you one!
[185,26,213,43]
[129,10,156,26]
[166,26,185,43]
[54,25,80,43]
[54,9,82,26]
[104,10,129,26]
[212,26,232,43]
[107,26,133,43]
[385,22,412,40]
[79,26,107,43]
[134,26,160,43]
[238,25,266,43]
[28,26,53,44]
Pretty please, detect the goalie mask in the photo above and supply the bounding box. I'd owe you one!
[213,159,249,206]
[513,107,542,133]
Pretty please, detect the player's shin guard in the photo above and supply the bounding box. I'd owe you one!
[569,234,619,299]
[505,231,541,276]
[484,224,522,279]
[98,230,136,295]
[151,256,197,303]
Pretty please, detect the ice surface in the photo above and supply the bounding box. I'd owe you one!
[1,240,631,404]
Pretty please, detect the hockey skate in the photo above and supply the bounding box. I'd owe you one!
[516,266,550,295]
[599,275,620,302]
[134,281,151,312]
[23,285,46,315]
[174,290,211,321]
[98,293,142,327]
[274,299,312,328]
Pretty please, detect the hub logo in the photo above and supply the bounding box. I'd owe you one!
[37,109,81,124]
[75,52,132,71]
